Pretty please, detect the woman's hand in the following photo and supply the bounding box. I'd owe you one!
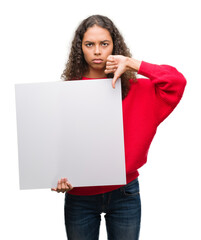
[51,178,73,193]
[104,55,141,88]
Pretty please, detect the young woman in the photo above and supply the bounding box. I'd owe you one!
[51,15,186,240]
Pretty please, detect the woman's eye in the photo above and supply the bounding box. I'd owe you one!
[86,43,93,47]
[102,42,109,46]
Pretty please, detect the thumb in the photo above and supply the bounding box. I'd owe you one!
[112,73,119,89]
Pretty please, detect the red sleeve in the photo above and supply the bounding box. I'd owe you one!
[138,61,187,124]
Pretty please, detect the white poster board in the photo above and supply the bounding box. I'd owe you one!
[15,78,126,190]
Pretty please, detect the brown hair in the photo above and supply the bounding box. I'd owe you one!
[61,15,136,99]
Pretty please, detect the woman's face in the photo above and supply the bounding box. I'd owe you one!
[82,25,113,77]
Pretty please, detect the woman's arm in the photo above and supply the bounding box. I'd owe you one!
[105,56,186,106]
[105,55,187,124]
[105,55,186,105]
[137,61,187,123]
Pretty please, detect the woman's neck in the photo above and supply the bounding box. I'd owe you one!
[83,69,107,79]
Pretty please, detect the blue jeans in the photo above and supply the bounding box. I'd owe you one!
[64,178,141,240]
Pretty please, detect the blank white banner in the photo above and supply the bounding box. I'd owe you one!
[15,78,126,190]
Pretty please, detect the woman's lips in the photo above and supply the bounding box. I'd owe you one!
[92,59,103,64]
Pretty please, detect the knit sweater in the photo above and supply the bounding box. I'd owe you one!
[68,61,186,195]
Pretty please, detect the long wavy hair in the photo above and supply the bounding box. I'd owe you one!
[61,15,136,99]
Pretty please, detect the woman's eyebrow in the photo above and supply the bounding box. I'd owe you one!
[101,40,111,43]
[83,40,111,43]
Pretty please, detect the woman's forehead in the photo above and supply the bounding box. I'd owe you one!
[83,25,112,42]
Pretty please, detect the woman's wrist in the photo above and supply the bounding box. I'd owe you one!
[126,57,141,72]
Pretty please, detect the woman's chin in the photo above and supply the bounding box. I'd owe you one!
[92,64,106,71]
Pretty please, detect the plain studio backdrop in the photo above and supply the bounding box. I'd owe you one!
[0,0,200,239]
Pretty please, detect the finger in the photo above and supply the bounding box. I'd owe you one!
[65,185,70,191]
[51,188,57,191]
[57,180,62,191]
[67,182,73,190]
[64,178,69,189]
[107,55,114,61]
[107,55,117,62]
[61,178,66,189]
[106,65,118,70]
[104,68,117,75]
[112,74,119,89]
[62,178,68,185]
[106,60,117,66]
[60,178,68,193]
[61,188,67,193]
[106,61,117,67]
[105,64,118,73]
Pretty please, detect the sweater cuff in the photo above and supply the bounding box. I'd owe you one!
[137,61,157,79]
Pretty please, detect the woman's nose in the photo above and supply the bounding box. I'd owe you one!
[94,45,101,55]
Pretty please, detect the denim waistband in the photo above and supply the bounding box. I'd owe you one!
[119,177,139,192]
